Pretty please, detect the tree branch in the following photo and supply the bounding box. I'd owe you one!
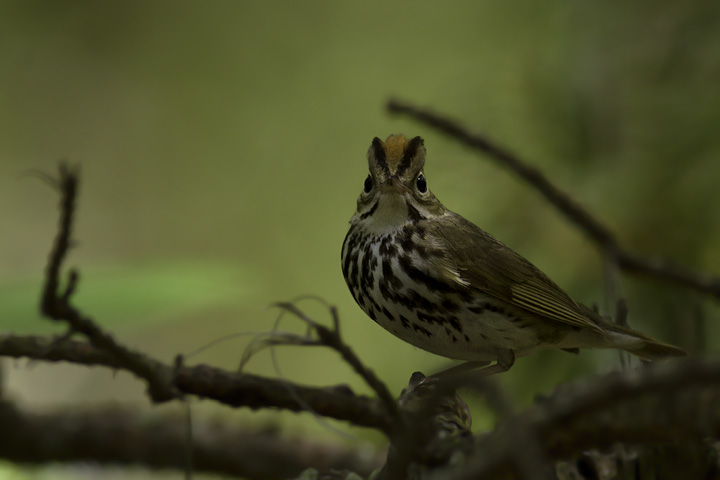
[273,302,402,424]
[0,334,394,433]
[432,358,720,480]
[0,165,404,440]
[387,99,720,299]
[0,400,383,479]
[39,165,178,402]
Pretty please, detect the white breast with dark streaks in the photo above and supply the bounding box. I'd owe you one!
[342,225,566,362]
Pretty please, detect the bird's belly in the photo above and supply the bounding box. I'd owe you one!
[343,233,550,361]
[367,292,546,362]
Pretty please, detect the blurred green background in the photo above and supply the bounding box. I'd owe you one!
[1,0,719,478]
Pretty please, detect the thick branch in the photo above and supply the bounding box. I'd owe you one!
[176,364,391,431]
[0,334,394,433]
[0,400,383,479]
[387,99,720,299]
[433,358,720,480]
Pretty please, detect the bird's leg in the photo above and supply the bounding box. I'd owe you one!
[430,360,491,379]
[430,349,515,379]
[473,349,515,377]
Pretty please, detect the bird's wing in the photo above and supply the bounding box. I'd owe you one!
[430,213,603,333]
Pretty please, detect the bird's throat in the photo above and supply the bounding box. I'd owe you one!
[361,193,410,234]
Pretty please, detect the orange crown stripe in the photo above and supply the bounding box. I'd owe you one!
[383,134,410,163]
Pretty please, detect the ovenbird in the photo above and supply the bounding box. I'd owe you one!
[341,135,685,374]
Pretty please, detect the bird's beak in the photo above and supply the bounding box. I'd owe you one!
[381,177,410,194]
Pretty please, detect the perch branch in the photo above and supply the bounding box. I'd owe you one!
[432,358,720,480]
[387,99,720,299]
[0,334,394,433]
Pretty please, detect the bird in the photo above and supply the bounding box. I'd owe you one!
[341,134,685,375]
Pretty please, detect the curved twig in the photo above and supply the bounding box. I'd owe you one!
[39,165,178,402]
[273,302,402,426]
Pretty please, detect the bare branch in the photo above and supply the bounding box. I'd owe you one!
[6,340,720,478]
[274,302,402,425]
[387,99,720,299]
[432,358,720,480]
[377,372,473,480]
[0,334,394,433]
[39,165,178,402]
[616,251,720,299]
[0,400,383,479]
[6,165,403,437]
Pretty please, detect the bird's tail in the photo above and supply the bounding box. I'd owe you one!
[624,338,687,360]
[607,323,687,360]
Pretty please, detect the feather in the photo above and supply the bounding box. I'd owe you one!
[431,212,603,333]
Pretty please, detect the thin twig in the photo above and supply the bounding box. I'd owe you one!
[261,302,357,440]
[603,248,630,369]
[268,335,356,440]
[616,251,720,298]
[274,301,402,425]
[20,165,399,435]
[39,165,178,402]
[387,99,720,300]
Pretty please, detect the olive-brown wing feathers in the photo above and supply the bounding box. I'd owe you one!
[431,213,603,333]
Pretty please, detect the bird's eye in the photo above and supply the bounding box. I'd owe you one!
[416,174,427,193]
[363,175,373,193]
